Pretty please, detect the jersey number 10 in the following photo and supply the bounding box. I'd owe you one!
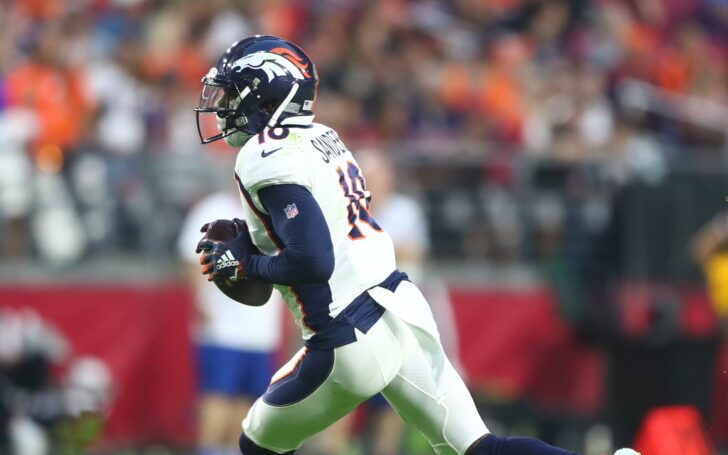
[336,162,382,240]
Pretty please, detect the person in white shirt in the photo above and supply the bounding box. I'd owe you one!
[179,190,282,455]
[356,149,464,455]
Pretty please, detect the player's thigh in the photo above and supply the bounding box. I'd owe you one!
[381,323,487,455]
[244,324,401,453]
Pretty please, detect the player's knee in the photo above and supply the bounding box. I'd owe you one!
[239,432,295,455]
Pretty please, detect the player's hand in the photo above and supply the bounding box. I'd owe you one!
[196,219,258,282]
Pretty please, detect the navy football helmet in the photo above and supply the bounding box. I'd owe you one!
[195,35,319,145]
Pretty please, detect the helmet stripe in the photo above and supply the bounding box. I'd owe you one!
[270,47,312,79]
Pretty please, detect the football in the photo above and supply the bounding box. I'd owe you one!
[203,219,274,306]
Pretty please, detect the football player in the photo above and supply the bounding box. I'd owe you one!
[194,35,638,455]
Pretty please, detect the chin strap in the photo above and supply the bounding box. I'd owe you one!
[237,85,251,104]
[267,83,299,128]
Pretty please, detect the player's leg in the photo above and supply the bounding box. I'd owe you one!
[360,394,405,455]
[240,318,403,454]
[381,281,578,455]
[226,351,275,448]
[300,413,354,455]
[227,397,254,447]
[369,280,484,455]
[378,311,486,455]
[199,394,235,452]
[197,345,249,454]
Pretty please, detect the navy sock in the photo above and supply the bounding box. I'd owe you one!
[239,433,295,455]
[471,434,578,455]
[197,448,229,455]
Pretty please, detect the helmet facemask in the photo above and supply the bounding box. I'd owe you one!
[195,79,254,146]
[196,77,301,146]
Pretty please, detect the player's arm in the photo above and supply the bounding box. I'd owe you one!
[243,184,334,285]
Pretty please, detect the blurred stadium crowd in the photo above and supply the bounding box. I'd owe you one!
[2,0,728,453]
[1,0,728,265]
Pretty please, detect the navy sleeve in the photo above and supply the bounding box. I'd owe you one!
[243,184,335,285]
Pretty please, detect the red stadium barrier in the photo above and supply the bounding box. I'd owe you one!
[0,284,197,447]
[450,287,604,415]
[1,283,725,447]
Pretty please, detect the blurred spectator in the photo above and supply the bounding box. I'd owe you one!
[0,109,35,259]
[584,180,722,448]
[0,308,69,454]
[0,308,111,454]
[357,149,464,455]
[602,116,666,187]
[178,186,282,455]
[690,212,728,446]
[4,23,90,157]
[1,0,728,262]
[691,211,728,336]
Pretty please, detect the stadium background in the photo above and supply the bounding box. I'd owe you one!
[1,0,727,453]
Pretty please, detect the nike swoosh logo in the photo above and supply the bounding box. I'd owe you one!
[261,147,282,157]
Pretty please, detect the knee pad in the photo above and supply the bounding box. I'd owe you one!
[239,433,295,455]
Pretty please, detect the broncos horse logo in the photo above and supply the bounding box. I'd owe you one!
[230,49,312,82]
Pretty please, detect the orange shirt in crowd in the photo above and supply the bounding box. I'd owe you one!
[259,2,303,42]
[5,63,89,152]
[439,62,472,112]
[655,47,690,93]
[15,0,65,19]
[476,68,524,142]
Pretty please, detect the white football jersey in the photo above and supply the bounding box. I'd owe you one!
[234,122,396,340]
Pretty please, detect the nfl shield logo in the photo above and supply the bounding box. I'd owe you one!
[284,203,299,219]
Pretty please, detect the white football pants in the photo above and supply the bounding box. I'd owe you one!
[242,280,488,454]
